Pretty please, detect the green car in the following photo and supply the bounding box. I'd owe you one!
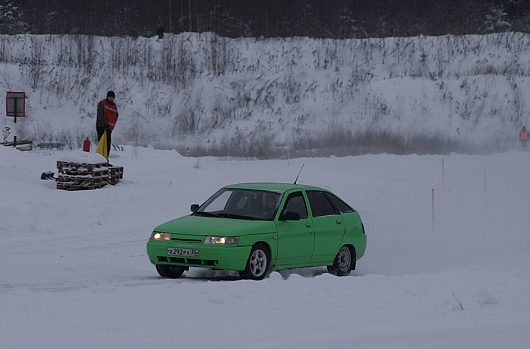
[146,183,367,280]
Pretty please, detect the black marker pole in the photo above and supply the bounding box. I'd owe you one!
[13,97,17,147]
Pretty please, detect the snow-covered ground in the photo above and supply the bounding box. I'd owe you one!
[1,33,530,155]
[1,146,530,348]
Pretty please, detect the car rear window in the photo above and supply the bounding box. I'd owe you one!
[306,191,338,217]
[324,192,355,213]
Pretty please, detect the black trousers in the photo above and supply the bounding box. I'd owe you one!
[96,127,112,157]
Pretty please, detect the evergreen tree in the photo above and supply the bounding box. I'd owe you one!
[0,0,26,34]
[483,4,512,33]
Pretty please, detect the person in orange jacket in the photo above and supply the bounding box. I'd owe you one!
[520,126,529,148]
[96,91,119,157]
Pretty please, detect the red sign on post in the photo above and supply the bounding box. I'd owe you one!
[6,92,26,117]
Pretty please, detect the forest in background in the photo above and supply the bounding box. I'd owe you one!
[1,0,530,38]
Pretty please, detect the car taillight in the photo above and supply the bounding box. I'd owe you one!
[361,223,366,235]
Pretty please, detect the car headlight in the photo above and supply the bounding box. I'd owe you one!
[203,236,239,245]
[150,232,171,241]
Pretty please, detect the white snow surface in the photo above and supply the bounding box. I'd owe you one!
[58,150,107,164]
[1,146,530,348]
[1,33,530,154]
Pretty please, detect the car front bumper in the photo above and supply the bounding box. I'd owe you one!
[146,240,251,271]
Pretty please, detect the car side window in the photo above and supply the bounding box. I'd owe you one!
[306,191,338,217]
[281,192,308,219]
[324,192,355,213]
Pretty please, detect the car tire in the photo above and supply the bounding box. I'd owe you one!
[156,264,186,279]
[327,245,355,276]
[239,244,270,280]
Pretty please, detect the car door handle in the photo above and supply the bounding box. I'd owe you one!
[336,220,342,224]
[305,222,312,228]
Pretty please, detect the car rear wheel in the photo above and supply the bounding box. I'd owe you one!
[156,264,186,279]
[239,244,270,280]
[327,245,355,276]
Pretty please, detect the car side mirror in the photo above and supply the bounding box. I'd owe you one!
[281,211,301,221]
[190,204,200,213]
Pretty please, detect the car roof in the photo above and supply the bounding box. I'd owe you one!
[224,182,327,193]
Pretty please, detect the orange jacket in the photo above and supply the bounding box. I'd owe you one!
[101,99,118,130]
[520,129,529,141]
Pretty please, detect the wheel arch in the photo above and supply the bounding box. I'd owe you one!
[240,241,272,280]
[252,241,272,259]
[252,241,274,270]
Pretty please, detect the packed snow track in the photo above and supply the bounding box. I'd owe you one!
[1,147,530,348]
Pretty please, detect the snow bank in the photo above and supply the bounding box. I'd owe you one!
[1,33,530,155]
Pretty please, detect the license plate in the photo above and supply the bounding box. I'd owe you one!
[167,248,199,257]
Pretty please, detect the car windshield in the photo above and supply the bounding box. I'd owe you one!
[195,188,282,221]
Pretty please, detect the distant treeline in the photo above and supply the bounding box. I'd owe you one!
[3,0,530,38]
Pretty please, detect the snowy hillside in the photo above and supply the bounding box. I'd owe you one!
[1,147,530,348]
[1,32,530,156]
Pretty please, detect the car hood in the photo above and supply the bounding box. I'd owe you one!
[154,215,277,236]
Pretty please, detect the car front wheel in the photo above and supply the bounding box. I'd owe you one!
[239,244,270,280]
[156,264,186,279]
[328,245,355,276]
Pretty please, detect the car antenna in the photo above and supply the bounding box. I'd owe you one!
[294,164,305,184]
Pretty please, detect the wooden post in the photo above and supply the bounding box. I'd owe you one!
[432,188,435,225]
[13,97,17,147]
[483,171,487,209]
[442,158,445,189]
